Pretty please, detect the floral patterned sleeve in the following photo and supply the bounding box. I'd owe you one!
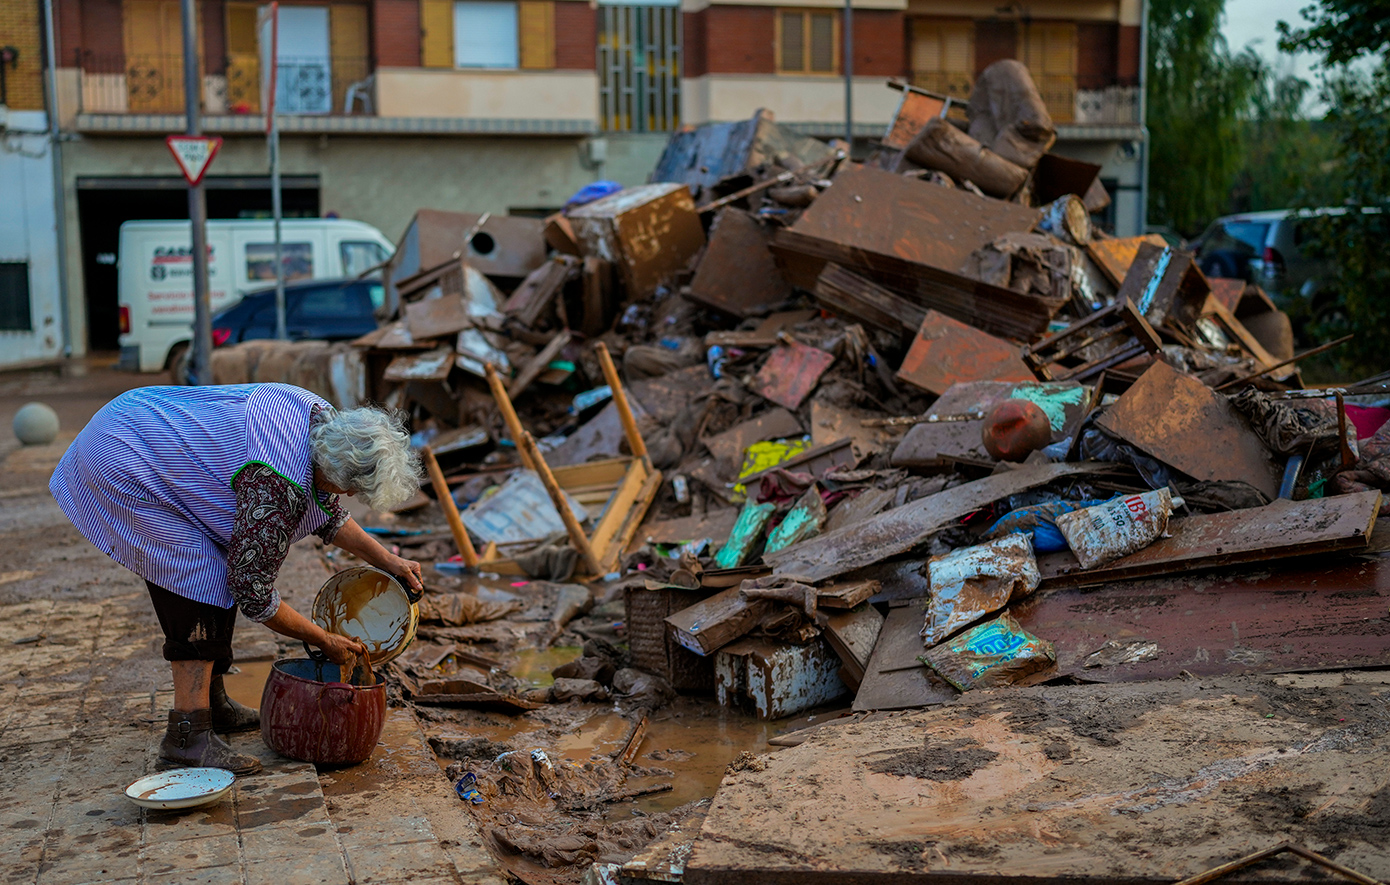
[226,462,309,623]
[314,491,350,544]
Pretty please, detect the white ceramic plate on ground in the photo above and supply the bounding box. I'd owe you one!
[124,768,235,810]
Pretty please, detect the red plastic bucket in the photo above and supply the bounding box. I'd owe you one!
[260,658,386,766]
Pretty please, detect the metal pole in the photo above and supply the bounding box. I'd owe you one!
[180,0,212,384]
[269,3,286,340]
[40,0,71,358]
[843,0,853,150]
[1137,0,1150,235]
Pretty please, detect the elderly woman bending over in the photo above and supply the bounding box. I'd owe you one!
[51,383,424,775]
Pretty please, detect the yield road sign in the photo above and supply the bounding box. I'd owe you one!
[165,135,224,186]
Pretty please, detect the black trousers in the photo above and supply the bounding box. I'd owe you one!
[145,581,236,675]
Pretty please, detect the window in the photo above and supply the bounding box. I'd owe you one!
[246,242,314,283]
[292,285,363,321]
[778,10,837,74]
[455,1,520,69]
[911,20,974,99]
[272,6,333,114]
[0,263,33,332]
[1020,22,1076,123]
[340,241,388,278]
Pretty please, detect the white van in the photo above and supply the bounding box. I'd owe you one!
[117,218,395,373]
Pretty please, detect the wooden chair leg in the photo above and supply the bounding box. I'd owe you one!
[518,431,602,576]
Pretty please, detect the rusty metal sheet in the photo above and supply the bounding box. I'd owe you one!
[687,209,792,318]
[651,110,837,190]
[882,88,949,151]
[754,339,835,410]
[851,601,957,712]
[502,255,578,328]
[812,263,927,338]
[1038,490,1381,588]
[895,310,1035,396]
[765,462,1111,582]
[772,166,1059,340]
[405,294,469,340]
[1017,549,1390,682]
[382,346,454,382]
[1096,360,1283,499]
[567,183,706,299]
[1085,233,1170,288]
[1031,152,1102,206]
[1207,276,1247,314]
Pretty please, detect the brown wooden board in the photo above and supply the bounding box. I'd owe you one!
[863,596,931,674]
[809,401,896,459]
[687,208,793,318]
[628,508,742,552]
[665,587,774,656]
[508,329,571,400]
[891,380,1088,469]
[850,601,958,712]
[815,579,880,610]
[1095,361,1282,499]
[382,347,454,382]
[812,263,926,338]
[405,293,470,340]
[1086,233,1169,288]
[895,310,1035,396]
[754,340,835,411]
[702,408,803,472]
[687,673,1390,883]
[821,604,885,689]
[824,488,897,535]
[766,462,1110,582]
[502,255,578,328]
[1037,490,1381,589]
[1018,548,1390,683]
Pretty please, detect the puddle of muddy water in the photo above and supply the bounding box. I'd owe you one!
[508,646,583,688]
[223,660,273,708]
[432,697,849,815]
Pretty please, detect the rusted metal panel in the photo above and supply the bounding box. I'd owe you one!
[687,209,792,318]
[1096,360,1283,500]
[702,408,802,473]
[812,263,926,339]
[1031,152,1102,206]
[1085,233,1170,288]
[1017,550,1390,682]
[765,462,1111,582]
[852,601,957,712]
[404,294,469,340]
[1114,242,1211,334]
[502,255,579,328]
[1038,490,1381,588]
[895,310,1035,396]
[881,87,949,151]
[568,183,706,299]
[754,339,835,410]
[715,636,847,719]
[820,604,884,690]
[772,165,1060,340]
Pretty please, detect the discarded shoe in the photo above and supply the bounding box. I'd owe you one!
[158,709,262,775]
[209,674,260,733]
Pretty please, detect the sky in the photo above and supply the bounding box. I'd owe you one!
[1221,0,1323,100]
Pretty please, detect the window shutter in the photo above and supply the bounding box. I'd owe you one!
[518,0,554,70]
[226,3,258,54]
[421,0,455,68]
[809,12,835,73]
[779,11,804,72]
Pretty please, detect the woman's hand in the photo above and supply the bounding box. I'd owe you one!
[316,630,368,666]
[381,553,424,594]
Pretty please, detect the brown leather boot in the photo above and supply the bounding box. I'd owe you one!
[209,675,260,733]
[158,709,263,775]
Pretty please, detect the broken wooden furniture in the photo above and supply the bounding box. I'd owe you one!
[479,341,662,578]
[1021,298,1162,383]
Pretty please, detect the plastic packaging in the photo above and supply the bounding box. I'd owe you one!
[984,499,1104,553]
[922,534,1040,645]
[1054,488,1181,570]
[920,612,1056,691]
[707,345,727,379]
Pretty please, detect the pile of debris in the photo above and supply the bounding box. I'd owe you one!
[220,64,1390,885]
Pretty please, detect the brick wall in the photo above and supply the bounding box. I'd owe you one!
[0,0,46,109]
[373,0,419,66]
[852,9,905,78]
[703,5,775,75]
[554,0,595,70]
[684,7,707,77]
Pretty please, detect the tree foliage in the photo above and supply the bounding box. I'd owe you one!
[1147,0,1264,236]
[1230,69,1337,214]
[1277,0,1390,64]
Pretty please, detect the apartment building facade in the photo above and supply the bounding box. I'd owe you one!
[37,0,1145,358]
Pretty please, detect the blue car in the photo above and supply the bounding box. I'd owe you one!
[211,277,385,346]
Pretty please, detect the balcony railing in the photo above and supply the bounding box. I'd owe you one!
[76,52,373,116]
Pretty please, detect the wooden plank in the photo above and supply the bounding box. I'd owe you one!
[1095,361,1283,500]
[1086,233,1169,288]
[860,596,929,675]
[821,604,884,689]
[764,462,1110,582]
[589,458,656,573]
[850,601,957,712]
[503,255,577,328]
[815,579,880,610]
[552,457,630,488]
[601,467,664,574]
[702,408,803,471]
[507,329,571,400]
[1037,490,1381,588]
[665,587,774,656]
[383,347,454,382]
[405,293,469,340]
[813,263,927,338]
[687,675,1390,883]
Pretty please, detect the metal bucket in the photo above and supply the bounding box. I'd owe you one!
[259,658,386,765]
[309,566,420,666]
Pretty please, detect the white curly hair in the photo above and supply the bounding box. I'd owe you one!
[309,406,421,511]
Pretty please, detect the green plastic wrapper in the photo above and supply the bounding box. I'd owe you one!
[919,613,1055,691]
